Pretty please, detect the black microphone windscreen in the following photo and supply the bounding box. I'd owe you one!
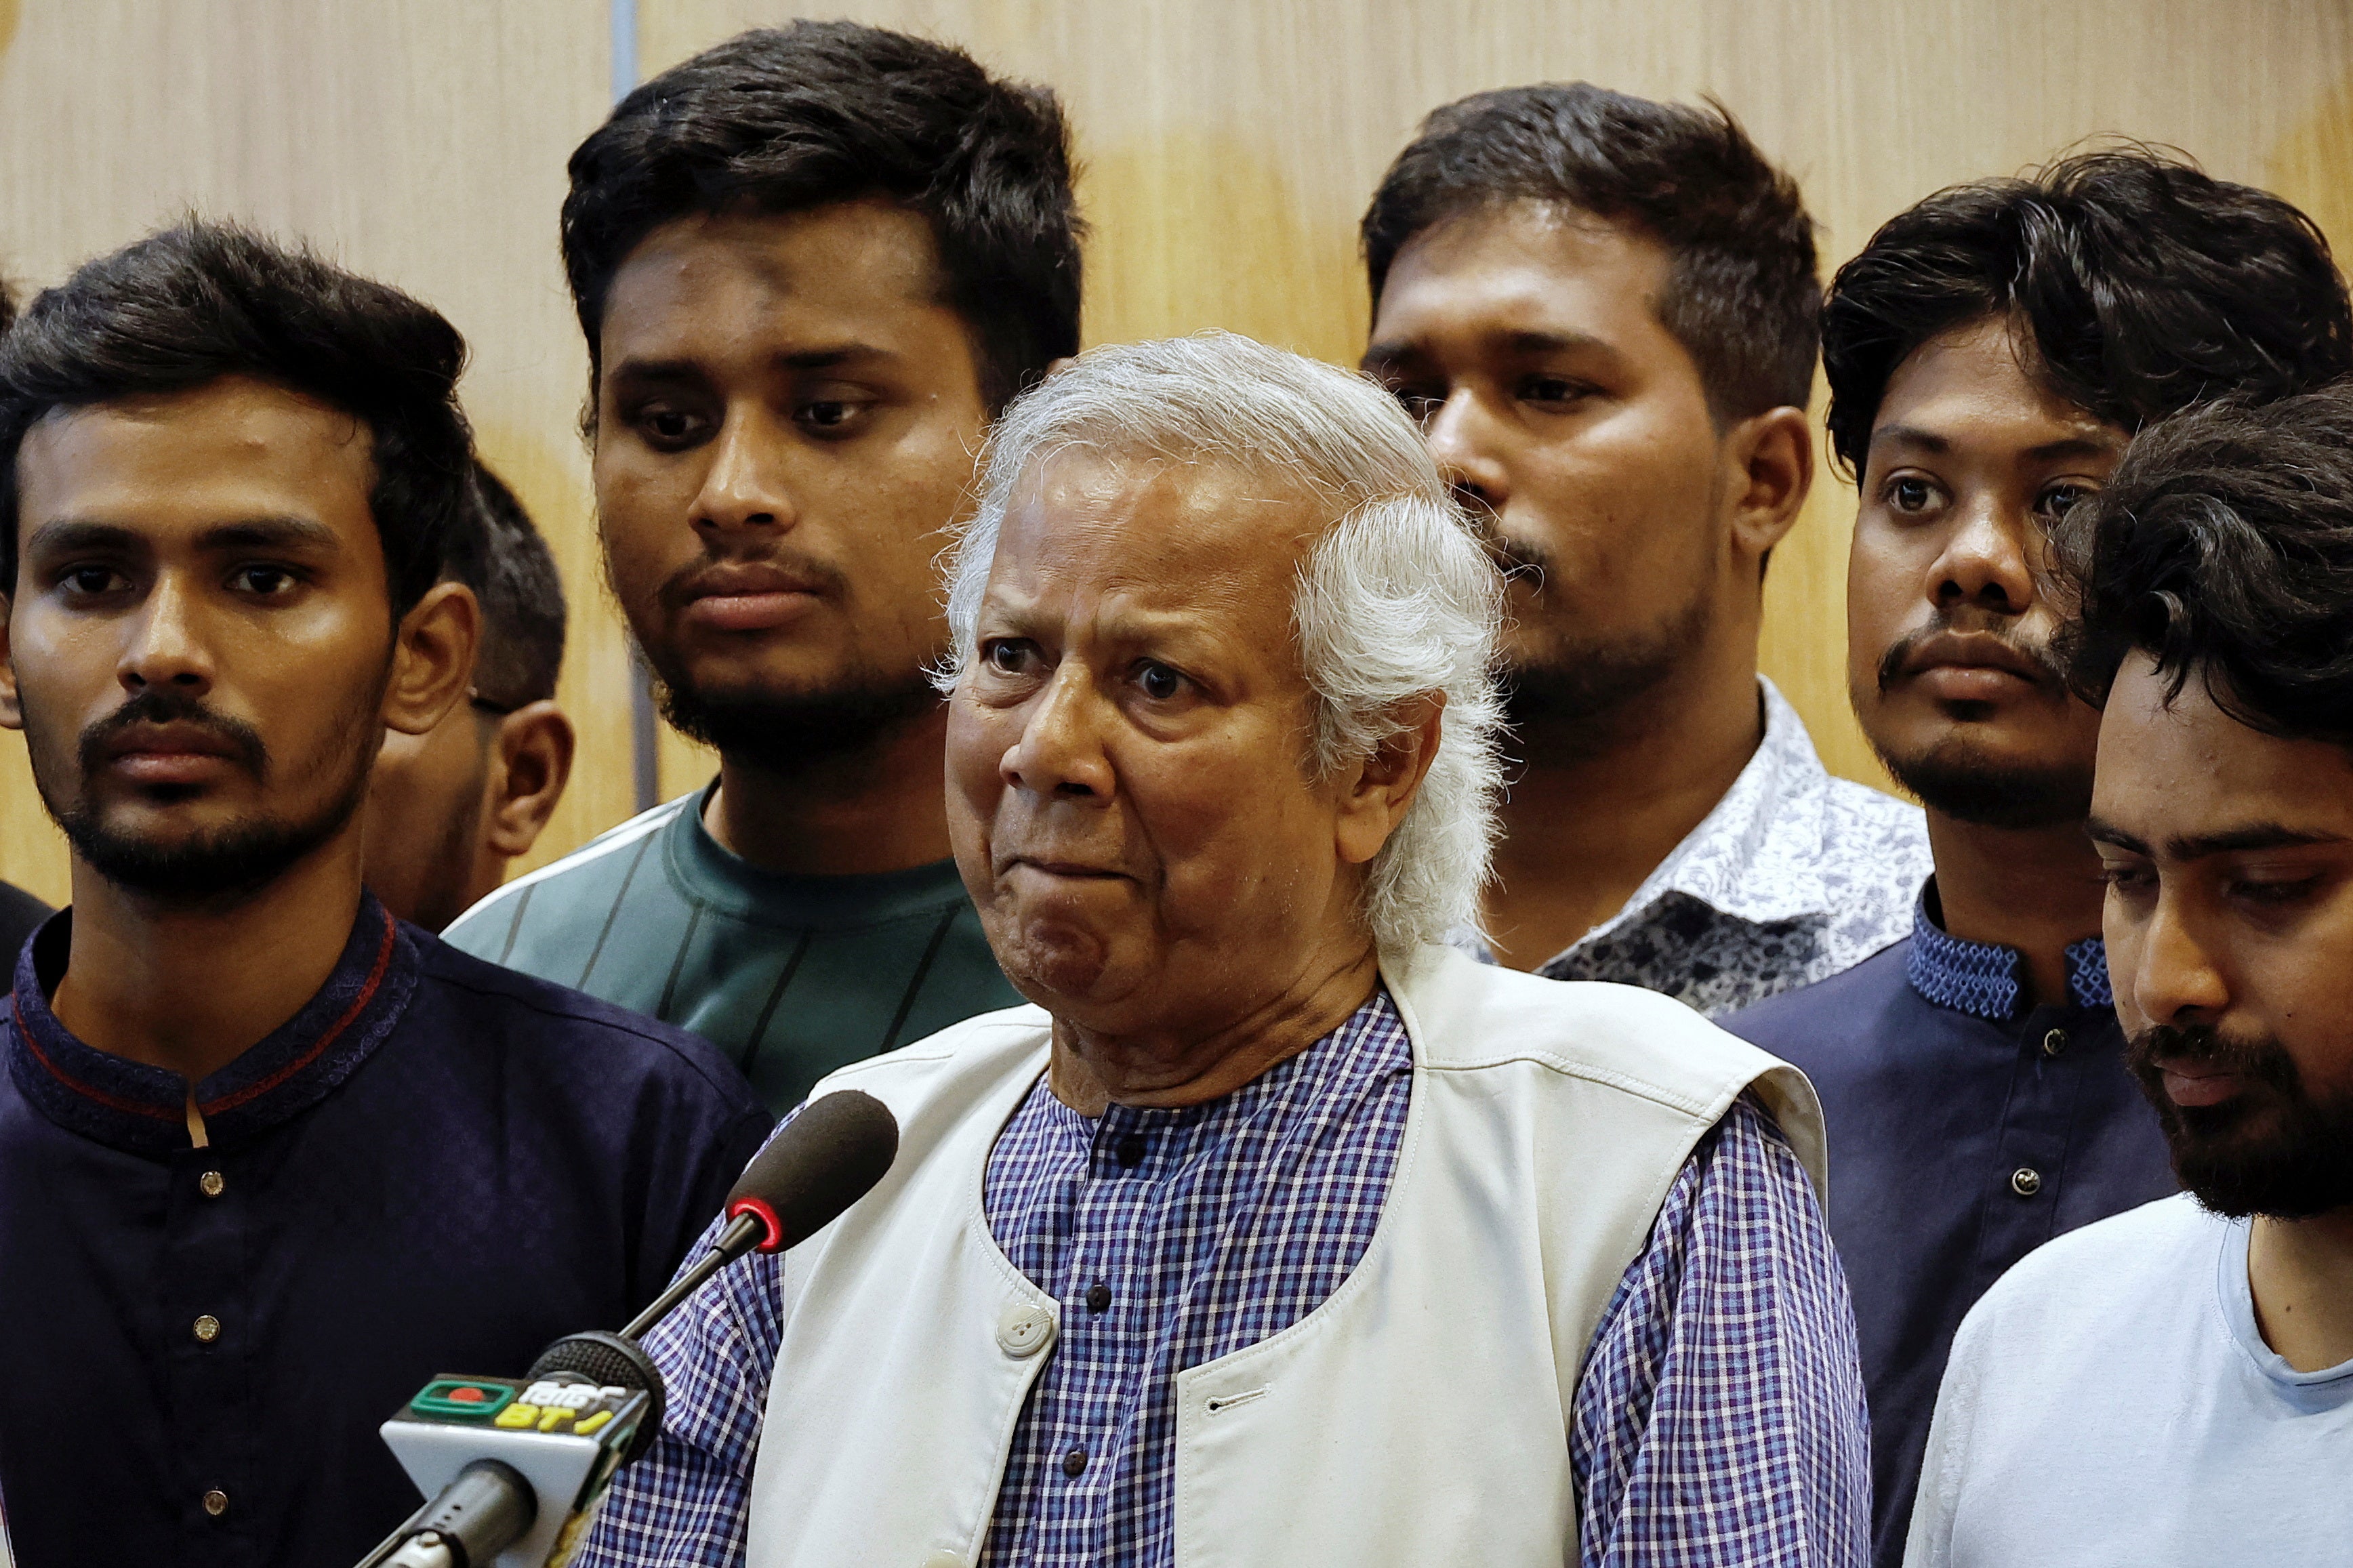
[730,1090,899,1250]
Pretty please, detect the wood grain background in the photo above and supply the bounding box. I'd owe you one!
[3,0,2349,905]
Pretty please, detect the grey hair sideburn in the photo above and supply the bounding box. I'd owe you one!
[937,331,1504,952]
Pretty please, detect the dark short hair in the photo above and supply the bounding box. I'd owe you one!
[1824,148,2352,476]
[0,220,472,616]
[1360,83,1820,422]
[561,20,1083,415]
[2059,384,2353,747]
[443,461,566,710]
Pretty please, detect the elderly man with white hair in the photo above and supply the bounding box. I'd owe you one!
[576,333,1868,1568]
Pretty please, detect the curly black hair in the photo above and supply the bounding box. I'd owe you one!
[2059,383,2353,746]
[562,20,1082,417]
[1824,148,2351,477]
[0,220,473,616]
[1360,83,1820,424]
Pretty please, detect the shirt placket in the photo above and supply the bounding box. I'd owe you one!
[159,1142,255,1567]
[1971,1003,2100,1297]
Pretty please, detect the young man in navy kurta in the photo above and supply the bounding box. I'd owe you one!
[0,224,770,1568]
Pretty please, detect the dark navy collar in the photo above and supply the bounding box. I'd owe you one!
[5,892,417,1156]
[1905,881,2110,1023]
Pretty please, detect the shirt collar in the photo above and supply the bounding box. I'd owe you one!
[1580,678,1841,942]
[5,892,418,1156]
[1904,882,2112,1022]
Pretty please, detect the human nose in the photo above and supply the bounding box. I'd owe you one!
[117,573,213,698]
[691,407,798,538]
[2125,888,2231,1027]
[1001,663,1116,802]
[1929,496,2035,617]
[1421,390,1511,516]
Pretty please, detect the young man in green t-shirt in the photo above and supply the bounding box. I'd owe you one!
[445,22,1080,1110]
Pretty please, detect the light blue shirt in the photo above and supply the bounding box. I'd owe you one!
[1908,1192,2353,1566]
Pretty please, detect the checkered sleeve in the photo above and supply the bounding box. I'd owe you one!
[1569,1093,1870,1568]
[568,1210,789,1568]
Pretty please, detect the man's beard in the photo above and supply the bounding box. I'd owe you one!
[39,686,377,907]
[1499,581,1713,763]
[650,655,943,777]
[1870,617,2091,829]
[2125,1022,2353,1218]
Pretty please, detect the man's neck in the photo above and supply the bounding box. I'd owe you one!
[50,835,367,1086]
[2249,1206,2353,1374]
[707,704,954,877]
[1481,647,1763,970]
[1924,810,2107,1010]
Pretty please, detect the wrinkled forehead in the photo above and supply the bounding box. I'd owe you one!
[986,447,1330,619]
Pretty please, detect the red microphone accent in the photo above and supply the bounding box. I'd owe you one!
[728,1195,787,1252]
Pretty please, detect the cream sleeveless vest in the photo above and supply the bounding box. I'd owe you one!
[743,943,1825,1568]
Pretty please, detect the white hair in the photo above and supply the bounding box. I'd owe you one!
[937,331,1504,953]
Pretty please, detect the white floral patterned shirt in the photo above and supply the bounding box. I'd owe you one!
[1490,679,1932,1018]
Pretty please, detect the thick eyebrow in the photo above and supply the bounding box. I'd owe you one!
[607,343,896,383]
[20,515,341,559]
[1868,424,2119,464]
[2086,814,2349,860]
[1362,327,1612,378]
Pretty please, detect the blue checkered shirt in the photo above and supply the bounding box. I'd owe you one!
[574,989,1868,1567]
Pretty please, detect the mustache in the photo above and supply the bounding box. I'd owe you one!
[1453,491,1551,581]
[2124,1021,2302,1094]
[77,688,269,782]
[652,545,852,609]
[1875,613,2065,694]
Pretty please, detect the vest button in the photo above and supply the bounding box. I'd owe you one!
[996,1300,1055,1358]
[2010,1166,2044,1198]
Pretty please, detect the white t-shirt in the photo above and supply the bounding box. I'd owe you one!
[1907,1192,2353,1566]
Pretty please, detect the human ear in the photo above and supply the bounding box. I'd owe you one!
[382,581,480,737]
[1333,693,1445,867]
[0,593,18,732]
[481,700,575,860]
[1725,406,1815,564]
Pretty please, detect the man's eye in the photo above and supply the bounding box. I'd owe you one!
[2233,875,2321,907]
[983,639,1037,675]
[1887,476,1938,514]
[1135,661,1183,701]
[1519,375,1590,407]
[60,566,126,596]
[2035,482,2095,521]
[232,566,298,596]
[636,407,708,446]
[2100,863,2155,894]
[796,399,871,436]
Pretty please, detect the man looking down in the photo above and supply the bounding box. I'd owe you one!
[578,333,1867,1568]
[1907,385,2353,1567]
[0,223,770,1568]
[365,460,575,930]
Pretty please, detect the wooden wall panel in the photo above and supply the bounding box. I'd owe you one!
[0,0,617,907]
[642,0,2353,798]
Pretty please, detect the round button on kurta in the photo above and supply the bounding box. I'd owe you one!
[199,1170,225,1198]
[996,1301,1055,1358]
[2010,1166,2043,1197]
[201,1489,228,1518]
[192,1315,221,1344]
[2041,1028,2068,1058]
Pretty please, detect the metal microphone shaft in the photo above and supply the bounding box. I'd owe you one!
[618,1211,763,1341]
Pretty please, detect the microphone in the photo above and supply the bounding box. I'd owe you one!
[356,1090,899,1568]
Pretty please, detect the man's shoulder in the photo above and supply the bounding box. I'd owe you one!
[1960,1193,2215,1349]
[1719,938,1915,1052]
[441,796,693,964]
[409,928,764,1118]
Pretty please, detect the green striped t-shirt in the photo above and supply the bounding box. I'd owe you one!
[441,785,1023,1113]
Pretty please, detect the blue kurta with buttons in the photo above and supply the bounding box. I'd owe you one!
[0,894,773,1568]
[1725,890,2177,1568]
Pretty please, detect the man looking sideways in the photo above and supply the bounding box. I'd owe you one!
[365,460,575,930]
[445,21,1069,1109]
[579,334,1866,1568]
[1729,150,2353,1566]
[1908,386,2353,1567]
[1359,84,1929,1015]
[0,223,769,1568]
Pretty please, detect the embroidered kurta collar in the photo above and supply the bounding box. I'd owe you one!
[1905,882,2111,1023]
